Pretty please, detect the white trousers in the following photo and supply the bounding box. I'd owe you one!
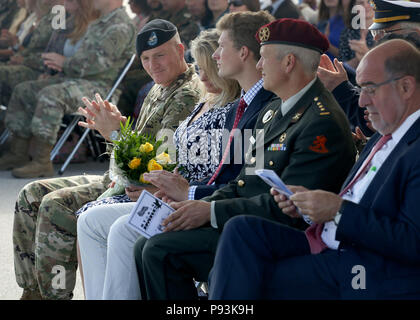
[77,202,144,300]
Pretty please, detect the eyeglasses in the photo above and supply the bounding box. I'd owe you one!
[370,28,410,39]
[228,0,244,7]
[354,76,405,96]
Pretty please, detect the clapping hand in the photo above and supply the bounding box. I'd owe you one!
[317,54,348,91]
[78,93,127,141]
[349,30,369,62]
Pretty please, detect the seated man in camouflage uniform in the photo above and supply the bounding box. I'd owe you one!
[0,0,135,179]
[117,0,200,120]
[13,18,202,300]
[0,0,60,105]
[0,0,20,29]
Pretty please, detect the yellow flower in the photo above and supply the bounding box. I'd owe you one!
[128,158,141,170]
[139,173,150,184]
[139,142,154,153]
[155,152,171,165]
[147,159,163,172]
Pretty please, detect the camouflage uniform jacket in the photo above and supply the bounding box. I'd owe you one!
[61,7,136,86]
[164,7,200,48]
[19,13,55,72]
[134,64,203,138]
[0,0,19,29]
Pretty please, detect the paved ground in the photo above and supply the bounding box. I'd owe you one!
[0,160,109,300]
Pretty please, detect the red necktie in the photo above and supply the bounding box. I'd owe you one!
[305,134,392,254]
[207,98,247,185]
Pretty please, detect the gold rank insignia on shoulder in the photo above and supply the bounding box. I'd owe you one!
[317,102,330,115]
[262,110,274,124]
[259,27,270,42]
[314,97,319,102]
[279,133,287,143]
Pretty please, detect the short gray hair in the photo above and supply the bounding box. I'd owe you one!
[274,44,321,76]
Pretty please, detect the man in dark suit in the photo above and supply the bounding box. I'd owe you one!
[144,11,276,200]
[263,0,301,20]
[134,18,356,300]
[209,39,420,299]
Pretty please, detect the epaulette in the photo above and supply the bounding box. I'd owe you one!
[313,96,330,116]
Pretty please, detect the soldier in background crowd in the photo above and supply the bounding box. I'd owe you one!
[0,0,135,179]
[159,0,200,48]
[0,0,60,105]
[0,0,36,62]
[0,0,20,29]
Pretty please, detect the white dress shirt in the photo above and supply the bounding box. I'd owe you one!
[322,109,420,249]
[188,79,264,201]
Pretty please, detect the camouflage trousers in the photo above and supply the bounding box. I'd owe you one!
[13,174,109,299]
[5,77,110,145]
[0,64,41,105]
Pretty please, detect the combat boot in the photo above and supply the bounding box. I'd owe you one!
[20,289,43,300]
[12,138,54,178]
[0,136,30,170]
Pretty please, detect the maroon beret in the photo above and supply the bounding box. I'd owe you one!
[255,18,330,54]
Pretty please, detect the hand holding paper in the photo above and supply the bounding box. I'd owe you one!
[256,169,309,221]
[126,190,175,239]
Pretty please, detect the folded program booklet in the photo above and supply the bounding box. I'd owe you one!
[126,190,175,239]
[255,169,306,219]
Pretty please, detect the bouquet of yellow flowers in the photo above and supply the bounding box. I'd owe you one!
[109,118,177,187]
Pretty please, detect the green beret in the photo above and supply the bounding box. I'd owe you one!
[136,19,177,56]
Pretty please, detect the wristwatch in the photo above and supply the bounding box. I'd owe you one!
[333,212,342,226]
[109,130,120,141]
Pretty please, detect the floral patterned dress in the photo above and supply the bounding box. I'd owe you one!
[174,101,232,183]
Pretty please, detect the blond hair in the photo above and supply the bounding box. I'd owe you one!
[190,29,241,107]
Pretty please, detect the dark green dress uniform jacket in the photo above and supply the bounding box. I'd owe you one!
[202,78,357,232]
